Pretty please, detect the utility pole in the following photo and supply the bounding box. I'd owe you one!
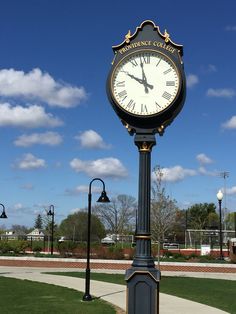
[219,171,229,230]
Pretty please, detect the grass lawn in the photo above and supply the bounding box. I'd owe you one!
[0,276,116,314]
[46,272,236,313]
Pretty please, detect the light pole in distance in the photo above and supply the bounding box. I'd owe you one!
[47,205,55,255]
[83,178,110,301]
[217,190,224,260]
[0,204,7,219]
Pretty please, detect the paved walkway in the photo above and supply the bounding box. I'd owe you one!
[0,266,229,313]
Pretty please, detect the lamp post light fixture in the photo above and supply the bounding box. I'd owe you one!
[83,178,110,302]
[0,204,7,219]
[46,205,55,255]
[217,190,224,260]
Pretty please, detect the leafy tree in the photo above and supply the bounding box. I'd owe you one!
[94,194,137,235]
[225,212,236,230]
[187,203,217,230]
[171,209,187,243]
[34,214,43,229]
[151,166,178,242]
[59,210,106,242]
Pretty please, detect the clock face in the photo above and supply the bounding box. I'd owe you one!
[111,50,180,116]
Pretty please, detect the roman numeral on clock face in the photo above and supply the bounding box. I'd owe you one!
[166,81,175,86]
[141,54,150,64]
[141,104,148,113]
[130,58,138,67]
[118,90,127,101]
[127,99,136,111]
[163,68,172,75]
[116,81,125,87]
[162,91,172,100]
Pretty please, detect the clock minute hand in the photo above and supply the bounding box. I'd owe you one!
[127,73,144,84]
[140,59,154,94]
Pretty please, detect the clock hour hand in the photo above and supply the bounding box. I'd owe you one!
[122,70,153,90]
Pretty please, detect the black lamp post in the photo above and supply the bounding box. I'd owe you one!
[217,190,224,260]
[47,205,55,255]
[0,204,7,219]
[83,178,110,301]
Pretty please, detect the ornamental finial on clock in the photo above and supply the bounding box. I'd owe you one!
[164,29,170,43]
[125,30,132,43]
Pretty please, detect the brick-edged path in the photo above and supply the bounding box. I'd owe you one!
[0,256,236,273]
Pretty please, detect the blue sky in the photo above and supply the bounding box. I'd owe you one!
[1,0,236,228]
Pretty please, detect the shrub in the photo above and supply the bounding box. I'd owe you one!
[163,251,173,258]
[106,246,124,259]
[10,241,28,254]
[33,244,43,253]
[0,241,11,254]
[58,241,77,257]
[185,253,199,260]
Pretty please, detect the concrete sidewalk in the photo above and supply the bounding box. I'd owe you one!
[0,266,229,314]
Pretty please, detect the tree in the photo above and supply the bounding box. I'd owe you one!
[59,210,106,242]
[94,194,137,236]
[171,209,187,243]
[151,166,178,242]
[11,224,31,234]
[225,212,236,230]
[187,203,217,230]
[43,215,58,238]
[34,214,43,229]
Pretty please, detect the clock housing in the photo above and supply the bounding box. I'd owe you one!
[106,20,186,134]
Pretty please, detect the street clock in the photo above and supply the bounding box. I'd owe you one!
[107,20,186,134]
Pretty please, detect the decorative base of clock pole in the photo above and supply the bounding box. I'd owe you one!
[125,132,161,314]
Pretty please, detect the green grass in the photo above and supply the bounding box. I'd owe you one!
[0,276,116,314]
[46,272,236,313]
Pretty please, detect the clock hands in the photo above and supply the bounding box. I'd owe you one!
[140,58,151,93]
[121,69,153,92]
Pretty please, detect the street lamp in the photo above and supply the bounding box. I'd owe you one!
[217,190,224,260]
[46,205,55,255]
[0,204,7,219]
[83,178,110,302]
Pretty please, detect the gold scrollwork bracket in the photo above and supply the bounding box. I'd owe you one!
[138,141,155,152]
[134,133,156,153]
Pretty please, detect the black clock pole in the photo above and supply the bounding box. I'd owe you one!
[106,20,186,314]
[125,132,160,314]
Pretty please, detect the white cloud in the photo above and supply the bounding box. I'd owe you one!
[0,68,87,108]
[198,166,217,177]
[70,157,128,178]
[14,131,63,147]
[207,88,236,98]
[15,153,46,170]
[66,185,101,195]
[75,130,111,149]
[186,74,199,88]
[222,116,236,129]
[0,103,63,128]
[153,165,197,183]
[196,153,213,165]
[226,186,236,195]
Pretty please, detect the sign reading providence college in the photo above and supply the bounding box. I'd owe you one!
[106,20,186,314]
